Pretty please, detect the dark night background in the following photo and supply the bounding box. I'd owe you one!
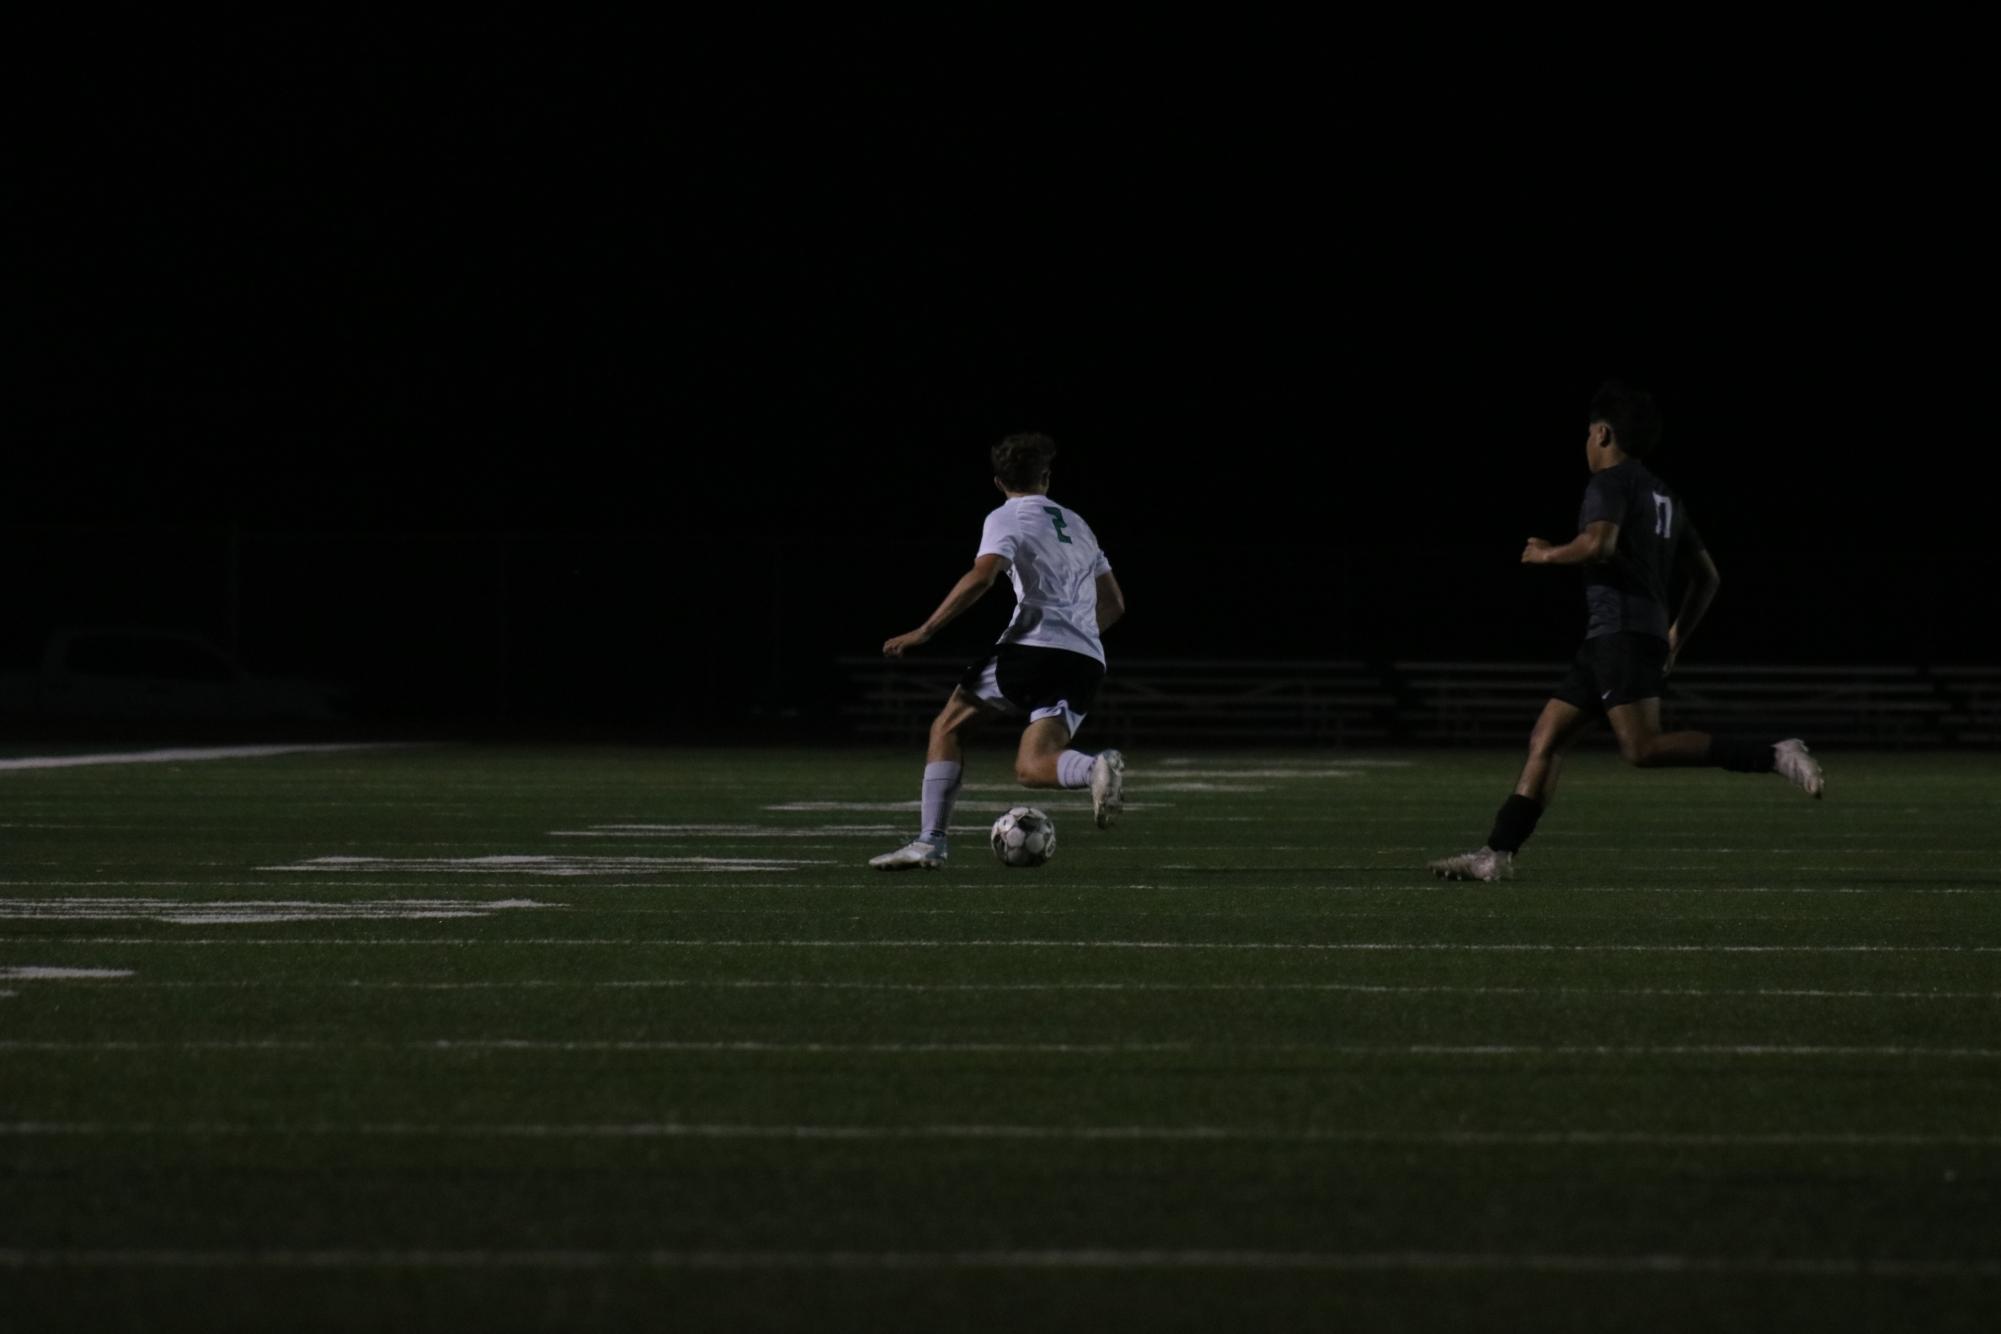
[14,27,1984,736]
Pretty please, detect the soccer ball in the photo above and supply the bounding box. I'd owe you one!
[990,806,1057,868]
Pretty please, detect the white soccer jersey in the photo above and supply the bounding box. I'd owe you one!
[976,495,1113,664]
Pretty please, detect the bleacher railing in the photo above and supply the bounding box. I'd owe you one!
[837,658,2001,746]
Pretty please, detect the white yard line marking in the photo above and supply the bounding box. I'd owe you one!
[765,801,1168,813]
[956,781,1302,792]
[6,878,1995,897]
[251,906,2000,925]
[552,825,910,840]
[0,1040,1191,1055]
[765,801,921,811]
[0,899,548,925]
[74,980,2001,1001]
[0,881,874,891]
[22,938,2001,952]
[0,967,134,980]
[7,1041,2001,1060]
[960,770,1369,789]
[1122,772,1363,782]
[9,1123,2001,1150]
[264,856,834,876]
[0,1248,1991,1278]
[1564,886,2001,896]
[553,824,769,834]
[1545,847,1998,855]
[0,743,406,772]
[1159,758,1416,769]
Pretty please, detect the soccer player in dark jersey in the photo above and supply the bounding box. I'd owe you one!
[1429,381,1824,883]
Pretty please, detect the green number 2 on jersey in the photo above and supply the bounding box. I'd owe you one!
[1042,507,1072,544]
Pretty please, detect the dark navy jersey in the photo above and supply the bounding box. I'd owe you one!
[1577,460,1705,640]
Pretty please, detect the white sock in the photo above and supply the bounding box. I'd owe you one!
[920,761,962,844]
[1056,750,1095,789]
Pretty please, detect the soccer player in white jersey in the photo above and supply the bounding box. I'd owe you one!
[869,433,1129,871]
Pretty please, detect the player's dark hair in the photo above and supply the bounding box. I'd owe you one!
[992,433,1058,491]
[1589,381,1664,458]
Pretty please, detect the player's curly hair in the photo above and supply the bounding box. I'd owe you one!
[1589,381,1664,458]
[992,432,1058,492]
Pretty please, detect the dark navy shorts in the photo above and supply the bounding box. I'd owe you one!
[1552,632,1670,714]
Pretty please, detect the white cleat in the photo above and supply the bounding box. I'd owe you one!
[1090,750,1126,829]
[868,840,945,871]
[1774,739,1824,799]
[1428,847,1514,883]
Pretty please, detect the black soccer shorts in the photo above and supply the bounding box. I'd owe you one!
[1551,632,1670,714]
[959,644,1105,732]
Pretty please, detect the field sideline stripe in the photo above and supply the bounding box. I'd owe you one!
[8,1123,2001,1149]
[0,1248,1994,1278]
[5,882,1997,897]
[0,744,405,772]
[0,1040,1187,1055]
[17,938,2001,953]
[60,980,2001,1000]
[8,1041,2001,1059]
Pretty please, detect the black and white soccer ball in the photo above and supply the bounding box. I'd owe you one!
[990,805,1057,868]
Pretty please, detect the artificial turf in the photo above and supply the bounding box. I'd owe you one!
[2,743,1998,1331]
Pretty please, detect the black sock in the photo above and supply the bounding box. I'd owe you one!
[1486,794,1544,854]
[1706,737,1777,773]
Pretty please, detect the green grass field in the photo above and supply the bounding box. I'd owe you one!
[3,743,1999,1331]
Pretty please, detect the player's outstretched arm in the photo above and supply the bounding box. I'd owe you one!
[1523,521,1620,567]
[1666,546,1722,672]
[1095,571,1126,634]
[883,554,1011,657]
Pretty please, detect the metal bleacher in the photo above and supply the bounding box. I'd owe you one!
[837,657,2001,747]
[1663,664,1948,747]
[1935,665,2001,745]
[835,657,1396,747]
[1088,660,1396,745]
[1391,662,1553,744]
